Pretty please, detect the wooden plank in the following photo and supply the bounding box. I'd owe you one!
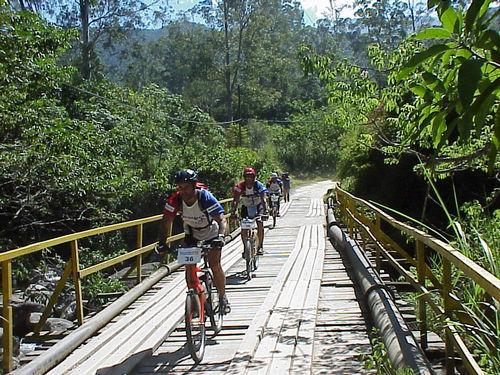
[47,239,244,374]
[225,226,308,374]
[292,225,325,374]
[257,225,314,372]
[46,272,186,374]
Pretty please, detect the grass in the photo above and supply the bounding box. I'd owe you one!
[289,170,337,188]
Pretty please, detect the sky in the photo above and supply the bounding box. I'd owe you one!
[300,0,355,24]
[170,0,355,26]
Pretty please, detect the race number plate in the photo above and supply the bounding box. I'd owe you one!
[177,247,202,264]
[271,194,279,202]
[241,218,257,229]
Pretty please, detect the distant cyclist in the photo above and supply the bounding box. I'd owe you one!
[230,167,268,255]
[282,172,291,202]
[157,169,230,314]
[266,172,283,216]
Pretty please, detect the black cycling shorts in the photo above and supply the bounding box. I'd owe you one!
[182,232,220,250]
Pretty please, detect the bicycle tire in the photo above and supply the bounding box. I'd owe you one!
[205,272,223,334]
[185,292,206,362]
[252,233,259,270]
[244,237,253,280]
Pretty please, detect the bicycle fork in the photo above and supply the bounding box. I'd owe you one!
[187,264,205,321]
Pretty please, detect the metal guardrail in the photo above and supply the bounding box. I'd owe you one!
[332,186,500,375]
[0,197,234,373]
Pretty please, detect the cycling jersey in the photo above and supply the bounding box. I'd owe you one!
[232,180,268,208]
[282,176,291,189]
[163,188,224,241]
[267,179,282,194]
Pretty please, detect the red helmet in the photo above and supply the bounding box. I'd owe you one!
[243,167,256,177]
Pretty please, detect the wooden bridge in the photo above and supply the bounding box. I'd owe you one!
[2,181,500,375]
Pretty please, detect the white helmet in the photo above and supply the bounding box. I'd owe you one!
[270,173,278,178]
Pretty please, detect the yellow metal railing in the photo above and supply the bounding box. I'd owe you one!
[1,197,235,373]
[333,186,500,375]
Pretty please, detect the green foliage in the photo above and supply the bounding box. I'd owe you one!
[122,2,327,122]
[302,6,500,371]
[82,272,127,304]
[0,6,271,254]
[271,102,344,173]
[457,198,499,276]
[362,328,417,374]
[396,0,500,173]
[353,0,413,50]
[29,0,170,79]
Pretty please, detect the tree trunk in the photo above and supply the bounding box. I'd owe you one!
[222,0,233,122]
[80,0,91,79]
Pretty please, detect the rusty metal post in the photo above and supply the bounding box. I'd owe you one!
[2,260,13,372]
[375,214,382,272]
[416,240,428,349]
[136,224,143,283]
[70,240,84,325]
[442,257,455,375]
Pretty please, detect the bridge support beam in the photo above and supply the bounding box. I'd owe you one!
[327,208,435,375]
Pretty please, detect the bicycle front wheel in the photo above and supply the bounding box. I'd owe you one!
[185,292,206,362]
[244,237,253,280]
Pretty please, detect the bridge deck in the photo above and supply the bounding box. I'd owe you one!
[46,181,374,374]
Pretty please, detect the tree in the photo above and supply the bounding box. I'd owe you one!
[396,0,500,173]
[26,0,169,79]
[189,0,269,121]
[352,0,413,50]
[123,0,326,122]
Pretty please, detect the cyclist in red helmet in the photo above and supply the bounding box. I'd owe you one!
[230,167,268,255]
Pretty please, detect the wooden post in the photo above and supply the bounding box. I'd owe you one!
[442,257,455,374]
[136,224,143,284]
[70,240,85,325]
[348,198,355,238]
[375,214,382,272]
[224,201,232,234]
[2,260,13,372]
[416,240,428,349]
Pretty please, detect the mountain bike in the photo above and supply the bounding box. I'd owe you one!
[239,217,259,280]
[269,193,281,228]
[177,242,223,363]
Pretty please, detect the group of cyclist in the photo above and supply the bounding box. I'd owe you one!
[157,167,291,317]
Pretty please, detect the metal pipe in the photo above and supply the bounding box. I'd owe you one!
[327,217,435,375]
[13,225,242,375]
[12,261,182,375]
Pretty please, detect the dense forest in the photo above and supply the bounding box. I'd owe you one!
[0,0,499,370]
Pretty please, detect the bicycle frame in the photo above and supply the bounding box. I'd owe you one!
[269,193,280,228]
[240,217,259,280]
[269,193,280,210]
[186,262,205,318]
[177,243,221,362]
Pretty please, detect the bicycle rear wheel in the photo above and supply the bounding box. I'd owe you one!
[253,244,259,271]
[205,272,223,334]
[185,292,206,362]
[244,237,253,280]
